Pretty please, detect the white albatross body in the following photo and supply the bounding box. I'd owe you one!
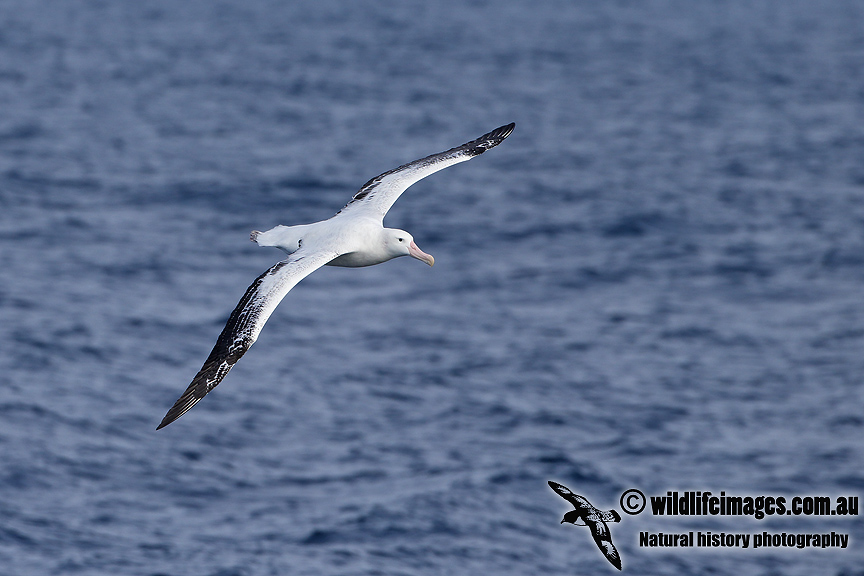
[157,123,515,429]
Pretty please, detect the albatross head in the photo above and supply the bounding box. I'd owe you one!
[385,229,434,266]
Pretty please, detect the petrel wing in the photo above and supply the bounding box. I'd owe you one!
[588,520,622,571]
[548,481,594,512]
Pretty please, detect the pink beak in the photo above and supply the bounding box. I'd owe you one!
[408,241,435,266]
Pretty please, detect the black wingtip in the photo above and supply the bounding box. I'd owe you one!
[465,122,516,156]
[491,122,516,139]
[156,410,172,430]
[156,383,208,429]
[156,399,192,430]
[156,409,177,430]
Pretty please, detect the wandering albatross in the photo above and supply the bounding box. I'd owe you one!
[157,123,515,429]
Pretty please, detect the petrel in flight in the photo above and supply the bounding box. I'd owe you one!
[548,481,622,570]
[157,123,515,429]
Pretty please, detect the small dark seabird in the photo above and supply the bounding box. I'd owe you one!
[548,481,622,570]
[157,123,515,430]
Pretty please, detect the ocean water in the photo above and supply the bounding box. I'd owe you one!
[1,1,863,574]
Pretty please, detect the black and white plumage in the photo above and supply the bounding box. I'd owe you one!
[157,123,515,429]
[548,481,622,571]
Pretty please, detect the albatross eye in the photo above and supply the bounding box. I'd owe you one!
[398,238,404,242]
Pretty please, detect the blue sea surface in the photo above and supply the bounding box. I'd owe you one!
[1,1,863,574]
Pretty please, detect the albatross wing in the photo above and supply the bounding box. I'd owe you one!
[157,248,339,429]
[338,123,515,220]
